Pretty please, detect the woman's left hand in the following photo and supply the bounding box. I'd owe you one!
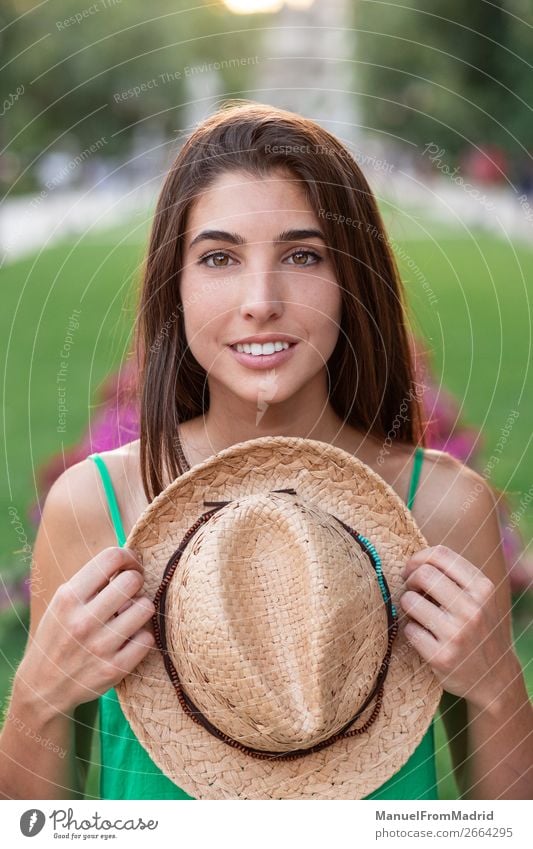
[399,544,516,711]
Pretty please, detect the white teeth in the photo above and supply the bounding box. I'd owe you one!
[234,341,291,355]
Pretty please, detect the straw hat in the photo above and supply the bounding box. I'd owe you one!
[116,435,442,800]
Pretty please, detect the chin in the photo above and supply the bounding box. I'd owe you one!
[216,374,302,407]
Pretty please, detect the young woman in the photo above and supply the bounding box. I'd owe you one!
[1,102,531,800]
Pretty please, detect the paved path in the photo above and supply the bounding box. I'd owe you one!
[0,182,158,263]
[1,168,531,265]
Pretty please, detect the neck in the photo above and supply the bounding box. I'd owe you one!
[193,368,352,454]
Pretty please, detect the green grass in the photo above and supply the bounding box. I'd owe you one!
[397,231,533,509]
[0,221,531,800]
[1,224,149,567]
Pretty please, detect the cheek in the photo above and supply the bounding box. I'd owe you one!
[302,279,343,347]
[328,284,343,330]
[183,304,217,355]
[180,277,230,366]
[180,271,228,318]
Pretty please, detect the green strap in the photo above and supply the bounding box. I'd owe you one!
[406,445,424,511]
[87,445,423,546]
[88,453,127,547]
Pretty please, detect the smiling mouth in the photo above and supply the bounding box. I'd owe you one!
[229,342,297,355]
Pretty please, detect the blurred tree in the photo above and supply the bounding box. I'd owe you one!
[0,0,263,192]
[353,0,533,166]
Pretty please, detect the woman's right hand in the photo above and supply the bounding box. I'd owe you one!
[18,546,156,717]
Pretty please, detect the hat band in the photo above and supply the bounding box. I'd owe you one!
[152,490,399,762]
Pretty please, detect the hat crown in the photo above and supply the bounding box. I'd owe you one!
[166,492,388,752]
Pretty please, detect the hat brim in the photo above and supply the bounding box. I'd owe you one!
[116,436,442,799]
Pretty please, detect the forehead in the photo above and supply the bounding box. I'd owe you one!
[186,169,318,231]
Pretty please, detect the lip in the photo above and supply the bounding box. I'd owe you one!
[227,341,298,370]
[227,333,300,346]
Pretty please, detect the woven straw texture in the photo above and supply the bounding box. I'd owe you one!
[116,436,442,799]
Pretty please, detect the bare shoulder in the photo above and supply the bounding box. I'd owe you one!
[32,440,140,589]
[29,441,144,635]
[26,454,116,648]
[39,453,123,565]
[411,447,508,619]
[412,447,497,544]
[409,445,514,670]
[87,440,147,537]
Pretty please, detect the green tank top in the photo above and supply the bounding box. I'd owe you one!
[88,444,438,800]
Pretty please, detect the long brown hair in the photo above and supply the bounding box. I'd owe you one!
[134,100,425,501]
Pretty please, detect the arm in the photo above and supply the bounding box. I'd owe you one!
[0,668,84,800]
[457,479,532,800]
[401,456,533,799]
[0,460,154,799]
[1,463,95,799]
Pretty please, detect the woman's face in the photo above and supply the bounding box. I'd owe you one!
[179,168,343,410]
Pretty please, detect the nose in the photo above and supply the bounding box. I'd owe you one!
[238,269,284,323]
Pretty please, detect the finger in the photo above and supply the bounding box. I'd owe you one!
[403,545,480,593]
[400,591,452,640]
[404,563,470,615]
[69,547,143,602]
[113,626,156,678]
[101,596,155,652]
[403,620,440,663]
[115,590,142,617]
[87,568,145,622]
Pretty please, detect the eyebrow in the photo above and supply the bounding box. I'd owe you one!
[188,228,326,250]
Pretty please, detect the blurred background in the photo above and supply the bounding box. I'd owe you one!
[1,0,532,799]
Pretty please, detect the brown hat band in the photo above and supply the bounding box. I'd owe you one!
[152,490,399,762]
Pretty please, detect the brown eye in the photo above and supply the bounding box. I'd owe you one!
[287,250,321,266]
[198,251,234,268]
[212,252,229,267]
